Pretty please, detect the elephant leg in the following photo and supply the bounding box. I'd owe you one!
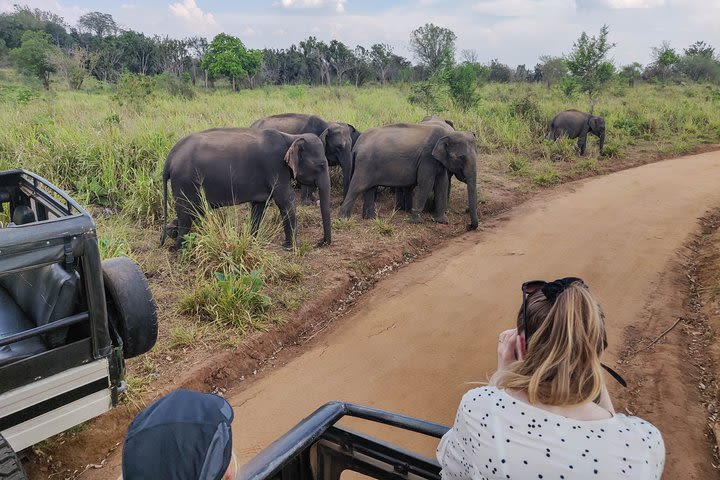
[340,161,352,201]
[403,188,413,211]
[338,181,366,218]
[394,188,406,211]
[174,189,201,248]
[432,172,450,224]
[300,185,316,206]
[577,133,588,156]
[362,188,377,219]
[410,174,434,224]
[250,201,266,235]
[274,189,297,249]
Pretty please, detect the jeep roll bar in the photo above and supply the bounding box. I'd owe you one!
[239,402,450,480]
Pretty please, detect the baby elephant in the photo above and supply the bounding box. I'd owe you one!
[547,109,605,156]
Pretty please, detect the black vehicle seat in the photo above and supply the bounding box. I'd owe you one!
[0,289,47,365]
[11,205,36,225]
[0,264,79,366]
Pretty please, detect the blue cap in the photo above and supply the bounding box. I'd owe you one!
[122,389,234,480]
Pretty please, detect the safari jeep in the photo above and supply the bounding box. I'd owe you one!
[0,169,158,479]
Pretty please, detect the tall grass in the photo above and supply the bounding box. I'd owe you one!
[2,75,718,228]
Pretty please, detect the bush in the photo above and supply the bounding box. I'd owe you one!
[155,72,195,99]
[447,64,480,112]
[181,268,272,332]
[114,72,154,109]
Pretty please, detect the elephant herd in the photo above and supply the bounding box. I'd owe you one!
[160,109,605,249]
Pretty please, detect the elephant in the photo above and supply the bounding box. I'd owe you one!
[394,116,456,212]
[339,123,479,231]
[547,109,605,156]
[160,128,332,249]
[250,113,360,204]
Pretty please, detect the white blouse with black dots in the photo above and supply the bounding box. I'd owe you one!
[437,386,664,480]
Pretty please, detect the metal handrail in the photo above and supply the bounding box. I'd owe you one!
[238,401,449,480]
[0,312,89,347]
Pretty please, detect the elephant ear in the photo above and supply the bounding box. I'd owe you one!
[319,129,329,148]
[431,136,451,168]
[444,118,455,129]
[347,124,360,146]
[284,137,305,178]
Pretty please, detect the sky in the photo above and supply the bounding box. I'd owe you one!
[1,0,719,67]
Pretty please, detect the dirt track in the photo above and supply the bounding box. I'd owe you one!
[85,150,720,479]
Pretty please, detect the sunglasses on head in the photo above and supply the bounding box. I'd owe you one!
[519,277,627,388]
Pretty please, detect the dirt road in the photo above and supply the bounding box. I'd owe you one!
[226,150,720,479]
[85,150,720,479]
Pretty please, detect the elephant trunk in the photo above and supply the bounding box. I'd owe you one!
[317,171,332,245]
[465,164,479,231]
[598,131,605,155]
[339,146,353,200]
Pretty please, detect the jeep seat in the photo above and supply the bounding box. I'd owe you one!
[0,264,79,366]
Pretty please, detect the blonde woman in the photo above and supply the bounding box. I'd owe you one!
[437,278,664,479]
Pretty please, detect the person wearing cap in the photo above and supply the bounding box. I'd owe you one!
[121,389,237,480]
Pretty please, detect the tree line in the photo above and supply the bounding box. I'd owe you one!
[1,4,719,94]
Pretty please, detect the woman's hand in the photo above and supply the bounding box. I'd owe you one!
[497,329,520,371]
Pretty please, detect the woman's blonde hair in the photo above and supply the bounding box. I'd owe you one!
[491,282,608,405]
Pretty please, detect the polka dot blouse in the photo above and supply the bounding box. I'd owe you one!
[437,386,664,480]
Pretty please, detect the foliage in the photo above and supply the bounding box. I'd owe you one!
[565,25,615,103]
[489,59,512,83]
[10,30,56,89]
[50,47,98,90]
[408,79,445,115]
[409,23,457,75]
[620,63,642,87]
[114,72,154,109]
[202,33,262,90]
[684,41,715,59]
[77,11,118,37]
[558,76,578,98]
[447,63,479,112]
[537,55,567,88]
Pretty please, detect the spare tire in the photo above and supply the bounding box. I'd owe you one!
[0,434,27,480]
[102,257,158,359]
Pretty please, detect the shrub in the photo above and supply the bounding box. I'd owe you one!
[181,268,272,332]
[447,63,480,112]
[114,72,154,110]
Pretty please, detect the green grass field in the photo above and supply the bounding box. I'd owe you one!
[2,75,718,225]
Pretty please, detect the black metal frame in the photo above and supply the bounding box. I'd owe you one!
[238,402,450,480]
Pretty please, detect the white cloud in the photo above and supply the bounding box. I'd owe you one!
[605,0,665,8]
[278,0,346,12]
[473,0,574,17]
[168,0,216,26]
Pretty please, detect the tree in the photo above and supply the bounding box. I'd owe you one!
[488,59,511,83]
[565,25,615,106]
[202,33,262,90]
[409,23,456,74]
[447,63,479,112]
[351,45,372,86]
[326,40,354,84]
[77,12,118,37]
[649,41,679,82]
[678,55,720,83]
[620,62,642,87]
[51,47,98,89]
[684,41,714,59]
[370,43,393,85]
[537,55,567,88]
[514,64,529,82]
[11,30,56,89]
[117,31,157,75]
